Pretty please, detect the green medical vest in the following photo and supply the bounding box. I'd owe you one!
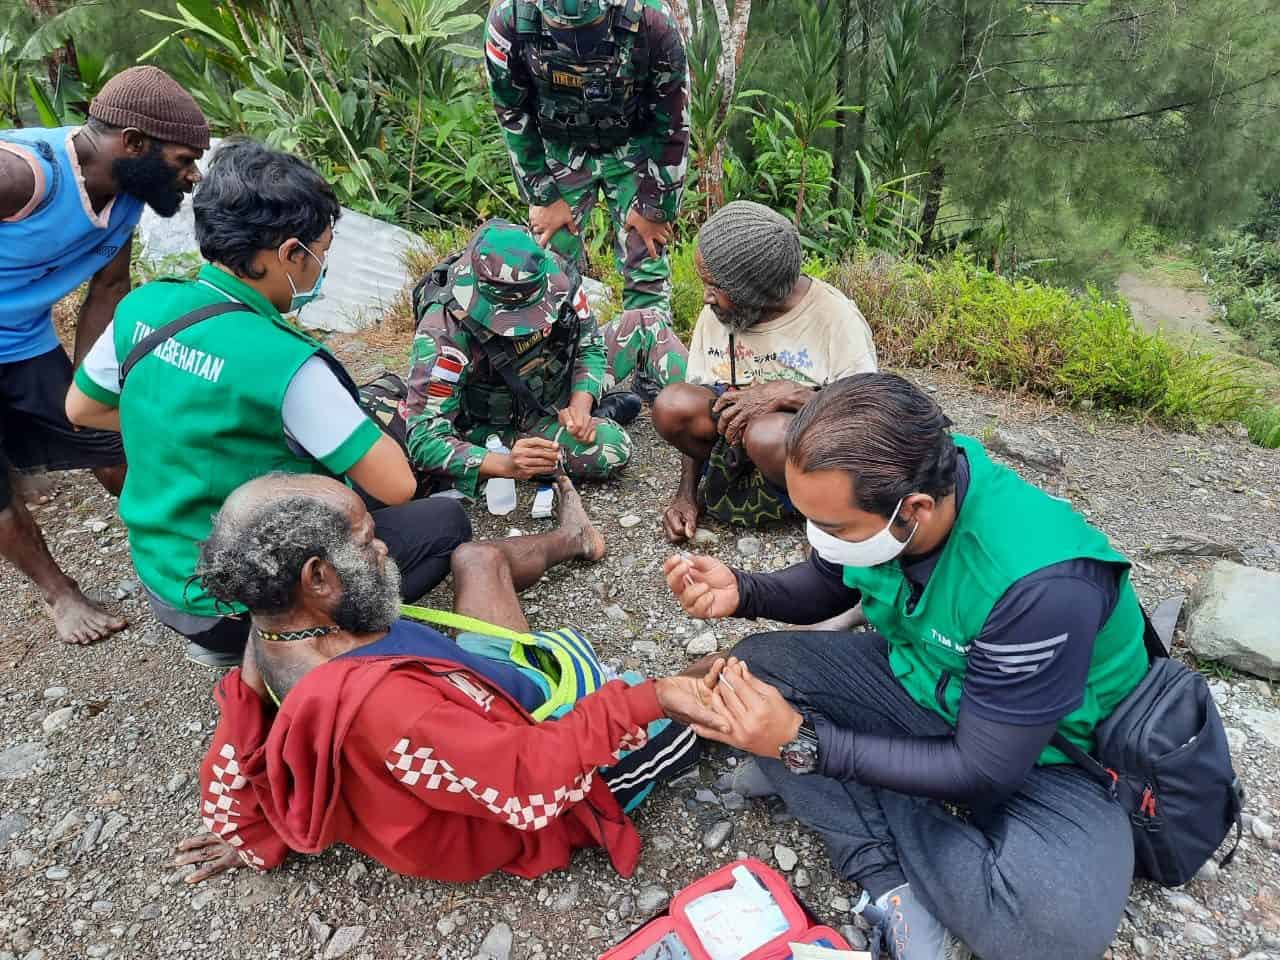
[76,265,380,619]
[841,435,1148,765]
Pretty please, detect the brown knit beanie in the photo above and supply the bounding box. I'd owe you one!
[697,200,802,308]
[89,66,210,150]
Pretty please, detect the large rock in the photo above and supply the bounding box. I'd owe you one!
[0,742,47,780]
[1186,562,1280,679]
[138,138,424,334]
[986,428,1065,473]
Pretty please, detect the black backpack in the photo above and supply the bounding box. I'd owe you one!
[1051,619,1244,887]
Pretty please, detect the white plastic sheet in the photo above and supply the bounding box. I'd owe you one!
[137,138,424,333]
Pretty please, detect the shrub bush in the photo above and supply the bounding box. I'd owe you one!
[831,253,1261,429]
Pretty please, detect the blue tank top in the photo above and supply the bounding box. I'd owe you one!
[0,126,144,363]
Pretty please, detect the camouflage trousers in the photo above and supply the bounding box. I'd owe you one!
[546,153,671,315]
[462,415,632,483]
[604,307,689,389]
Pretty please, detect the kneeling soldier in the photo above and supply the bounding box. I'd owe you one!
[405,220,632,497]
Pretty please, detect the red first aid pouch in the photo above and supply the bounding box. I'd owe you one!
[600,859,854,960]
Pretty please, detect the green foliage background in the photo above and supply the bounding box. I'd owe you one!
[3,0,1280,443]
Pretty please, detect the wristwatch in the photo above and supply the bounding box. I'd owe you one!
[779,720,820,775]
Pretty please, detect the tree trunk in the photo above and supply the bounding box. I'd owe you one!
[919,160,945,251]
[697,0,747,214]
[795,142,809,224]
[705,144,725,214]
[729,0,751,67]
[24,0,79,90]
[830,0,852,205]
[710,0,736,104]
[851,0,872,207]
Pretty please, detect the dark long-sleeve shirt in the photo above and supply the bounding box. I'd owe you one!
[732,453,1121,803]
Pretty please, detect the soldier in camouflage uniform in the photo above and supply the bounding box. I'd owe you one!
[485,0,691,394]
[405,220,632,498]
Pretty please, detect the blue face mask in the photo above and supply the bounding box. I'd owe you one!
[287,242,328,313]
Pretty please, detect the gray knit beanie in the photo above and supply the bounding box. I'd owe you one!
[697,201,802,308]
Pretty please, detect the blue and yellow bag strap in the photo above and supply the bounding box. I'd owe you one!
[399,605,607,721]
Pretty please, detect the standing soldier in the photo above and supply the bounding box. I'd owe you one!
[405,220,633,499]
[485,0,691,399]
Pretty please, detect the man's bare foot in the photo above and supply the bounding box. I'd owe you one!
[14,472,56,508]
[554,476,606,562]
[45,587,127,645]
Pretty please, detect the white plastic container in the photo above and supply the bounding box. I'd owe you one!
[484,435,517,516]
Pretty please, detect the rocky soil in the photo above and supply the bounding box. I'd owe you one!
[3,364,1280,960]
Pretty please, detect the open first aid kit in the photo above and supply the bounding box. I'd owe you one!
[600,860,861,960]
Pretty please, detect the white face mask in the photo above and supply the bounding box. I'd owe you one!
[806,498,919,568]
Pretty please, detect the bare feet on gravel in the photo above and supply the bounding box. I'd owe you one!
[45,585,127,645]
[14,472,56,508]
[554,475,606,562]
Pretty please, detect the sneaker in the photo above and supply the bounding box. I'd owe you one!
[713,757,779,798]
[185,642,243,669]
[594,388,643,426]
[857,884,972,960]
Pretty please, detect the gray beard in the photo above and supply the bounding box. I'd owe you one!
[712,301,768,331]
[332,543,403,635]
[253,544,403,701]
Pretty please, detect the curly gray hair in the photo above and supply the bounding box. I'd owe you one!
[195,486,351,615]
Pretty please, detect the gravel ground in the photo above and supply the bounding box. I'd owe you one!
[3,364,1280,960]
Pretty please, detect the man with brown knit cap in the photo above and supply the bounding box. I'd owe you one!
[652,201,878,540]
[0,65,208,645]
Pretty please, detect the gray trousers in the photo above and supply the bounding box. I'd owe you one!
[735,630,1134,960]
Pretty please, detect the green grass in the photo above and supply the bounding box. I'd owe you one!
[1141,253,1204,290]
[1192,656,1238,682]
[1242,404,1280,448]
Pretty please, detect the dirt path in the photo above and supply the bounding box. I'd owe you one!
[1116,271,1233,343]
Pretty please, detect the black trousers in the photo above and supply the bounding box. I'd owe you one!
[0,346,124,511]
[189,496,472,653]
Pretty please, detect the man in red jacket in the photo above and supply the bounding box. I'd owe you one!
[174,472,722,883]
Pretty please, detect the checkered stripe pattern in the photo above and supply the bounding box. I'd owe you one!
[384,731,639,831]
[613,727,649,761]
[201,743,266,869]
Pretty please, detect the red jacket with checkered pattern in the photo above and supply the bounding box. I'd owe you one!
[197,654,663,881]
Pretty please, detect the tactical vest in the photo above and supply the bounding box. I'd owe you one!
[416,255,583,430]
[513,0,652,150]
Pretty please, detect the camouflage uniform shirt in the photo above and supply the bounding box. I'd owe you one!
[405,254,607,497]
[485,0,690,223]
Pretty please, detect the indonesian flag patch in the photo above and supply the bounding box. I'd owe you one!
[573,287,591,320]
[485,33,509,67]
[431,354,464,383]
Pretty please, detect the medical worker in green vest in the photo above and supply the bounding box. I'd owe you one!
[65,140,471,668]
[665,373,1148,960]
